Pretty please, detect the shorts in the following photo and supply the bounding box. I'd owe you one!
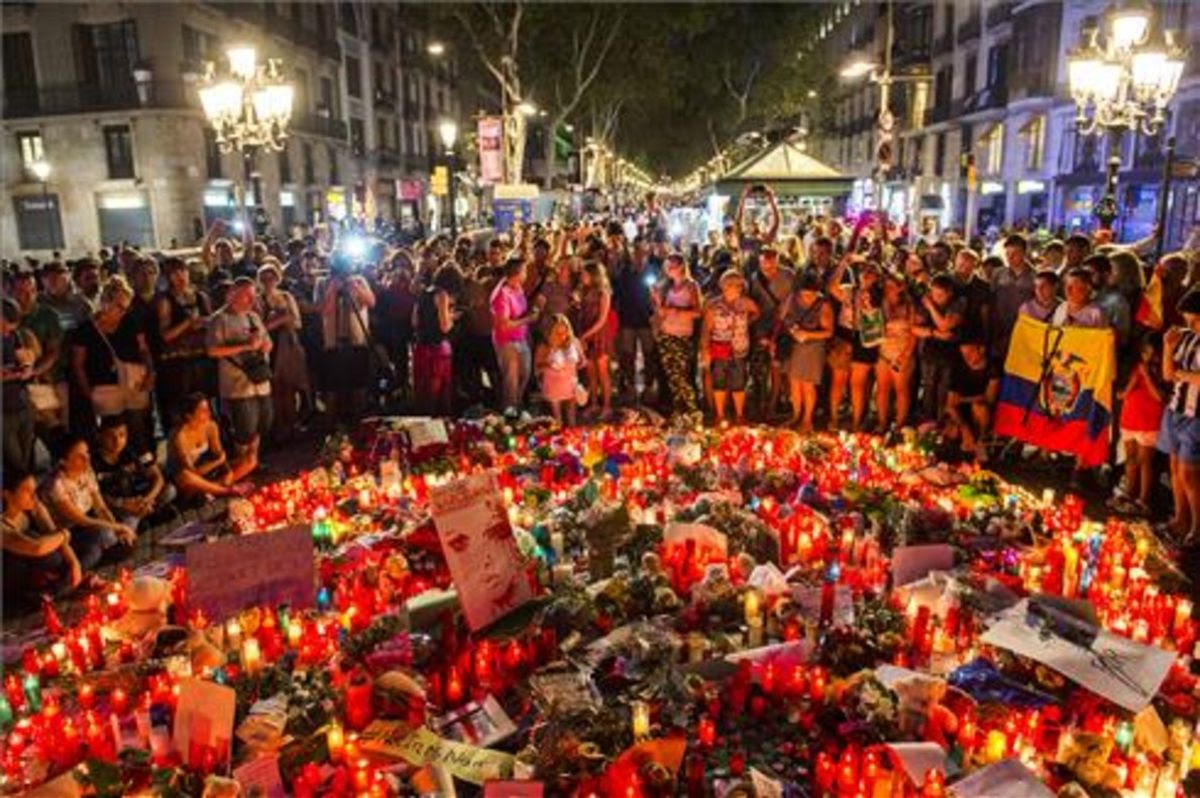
[228,395,273,445]
[1157,410,1200,463]
[851,338,880,365]
[1121,429,1159,448]
[711,357,747,392]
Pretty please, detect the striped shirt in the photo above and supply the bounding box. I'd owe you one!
[1169,330,1200,417]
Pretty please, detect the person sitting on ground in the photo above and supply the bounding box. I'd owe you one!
[3,469,83,615]
[169,393,250,506]
[94,414,175,531]
[944,337,995,463]
[40,435,136,569]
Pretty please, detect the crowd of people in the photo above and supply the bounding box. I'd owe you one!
[3,189,1200,614]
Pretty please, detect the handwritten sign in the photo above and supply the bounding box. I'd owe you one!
[233,754,286,798]
[980,599,1175,712]
[185,526,314,621]
[360,722,514,784]
[429,473,533,631]
[174,678,236,768]
[403,417,449,451]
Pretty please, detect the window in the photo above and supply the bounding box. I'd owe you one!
[340,3,358,35]
[943,2,955,36]
[302,143,315,183]
[13,194,62,250]
[328,145,339,184]
[935,132,946,176]
[204,128,222,179]
[963,53,977,98]
[350,117,365,154]
[983,124,1004,173]
[319,77,335,115]
[278,146,292,183]
[77,20,139,91]
[3,32,38,114]
[345,55,362,98]
[103,124,134,178]
[293,67,309,114]
[181,25,219,68]
[377,118,388,151]
[1022,116,1045,170]
[16,131,44,178]
[987,43,1008,87]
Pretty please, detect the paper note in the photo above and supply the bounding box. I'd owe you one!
[884,742,946,786]
[664,522,728,556]
[233,754,286,798]
[429,473,533,631]
[792,583,855,625]
[980,599,1175,712]
[747,563,789,596]
[185,525,315,620]
[404,417,449,450]
[948,758,1054,798]
[891,544,955,587]
[360,722,514,785]
[436,695,517,748]
[750,767,783,798]
[174,678,236,768]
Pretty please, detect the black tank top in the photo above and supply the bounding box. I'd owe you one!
[414,289,446,345]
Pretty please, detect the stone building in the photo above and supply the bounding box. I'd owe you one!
[0,1,464,256]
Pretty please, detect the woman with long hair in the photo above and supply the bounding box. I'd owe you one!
[258,260,308,442]
[653,253,703,423]
[828,257,884,431]
[778,270,833,432]
[875,270,917,430]
[413,262,463,416]
[41,435,136,569]
[156,257,212,429]
[577,260,615,418]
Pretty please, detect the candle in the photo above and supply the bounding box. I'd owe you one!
[345,671,374,730]
[241,638,262,675]
[22,673,41,713]
[631,700,650,739]
[698,714,716,749]
[287,621,302,648]
[226,619,243,648]
[743,589,762,627]
[326,721,345,761]
[984,730,1007,763]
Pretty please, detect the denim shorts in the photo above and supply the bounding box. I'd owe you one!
[229,395,273,445]
[1157,409,1200,463]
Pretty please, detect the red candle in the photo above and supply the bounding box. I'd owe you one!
[344,671,374,730]
[698,714,716,749]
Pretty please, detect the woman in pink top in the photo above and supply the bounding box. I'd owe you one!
[490,257,543,412]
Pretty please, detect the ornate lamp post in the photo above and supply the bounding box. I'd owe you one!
[1067,1,1185,231]
[438,119,459,240]
[197,45,294,235]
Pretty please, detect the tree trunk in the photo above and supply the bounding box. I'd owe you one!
[544,118,561,188]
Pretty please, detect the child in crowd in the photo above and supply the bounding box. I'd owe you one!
[1113,336,1164,516]
[535,314,585,427]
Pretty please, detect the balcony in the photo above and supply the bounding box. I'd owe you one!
[961,83,1008,113]
[292,112,348,141]
[894,45,932,70]
[374,89,396,110]
[3,80,191,119]
[956,15,981,44]
[1007,70,1056,102]
[925,104,954,125]
[275,17,341,60]
[376,148,400,169]
[986,2,1014,29]
[933,33,954,56]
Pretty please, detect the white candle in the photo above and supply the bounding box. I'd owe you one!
[631,700,650,739]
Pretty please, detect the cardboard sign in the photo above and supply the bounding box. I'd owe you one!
[891,544,955,587]
[429,473,534,631]
[174,678,236,768]
[233,754,286,798]
[435,695,517,748]
[403,417,449,450]
[749,767,783,798]
[360,722,514,784]
[185,525,315,621]
[980,599,1175,713]
[664,522,728,557]
[948,759,1054,798]
[792,583,855,626]
[884,742,946,786]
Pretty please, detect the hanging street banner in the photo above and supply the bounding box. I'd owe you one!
[478,116,505,185]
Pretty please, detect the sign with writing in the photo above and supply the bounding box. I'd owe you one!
[891,544,954,587]
[233,754,286,798]
[432,165,449,196]
[185,526,315,621]
[360,722,514,784]
[478,116,504,185]
[402,417,448,451]
[429,473,533,631]
[174,678,236,769]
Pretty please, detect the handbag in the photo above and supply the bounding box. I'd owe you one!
[91,384,126,416]
[231,350,273,384]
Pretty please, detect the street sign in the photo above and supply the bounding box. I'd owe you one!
[431,165,449,196]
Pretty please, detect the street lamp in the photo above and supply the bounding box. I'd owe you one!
[439,119,459,240]
[426,41,446,57]
[198,44,294,236]
[1067,1,1185,231]
[29,159,57,250]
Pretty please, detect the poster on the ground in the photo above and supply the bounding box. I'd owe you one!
[185,525,315,621]
[429,472,533,631]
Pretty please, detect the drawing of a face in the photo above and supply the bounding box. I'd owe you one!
[444,515,522,614]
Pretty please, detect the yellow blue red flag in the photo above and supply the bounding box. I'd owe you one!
[994,315,1116,466]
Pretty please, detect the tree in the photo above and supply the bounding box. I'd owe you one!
[452,2,528,184]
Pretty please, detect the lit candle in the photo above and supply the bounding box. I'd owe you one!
[226,619,243,648]
[287,621,302,648]
[743,589,762,627]
[698,714,716,749]
[241,639,262,675]
[984,730,1007,763]
[631,700,650,739]
[326,721,345,761]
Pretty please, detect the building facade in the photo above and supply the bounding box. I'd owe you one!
[809,0,1200,247]
[0,1,464,256]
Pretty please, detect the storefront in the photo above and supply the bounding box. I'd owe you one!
[1012,179,1049,230]
[97,190,154,247]
[976,181,1007,234]
[279,189,297,236]
[202,183,237,229]
[325,187,349,223]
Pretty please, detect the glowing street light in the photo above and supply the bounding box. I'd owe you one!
[839,59,876,79]
[427,41,446,56]
[516,101,538,117]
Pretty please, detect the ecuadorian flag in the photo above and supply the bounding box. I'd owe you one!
[994,315,1116,466]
